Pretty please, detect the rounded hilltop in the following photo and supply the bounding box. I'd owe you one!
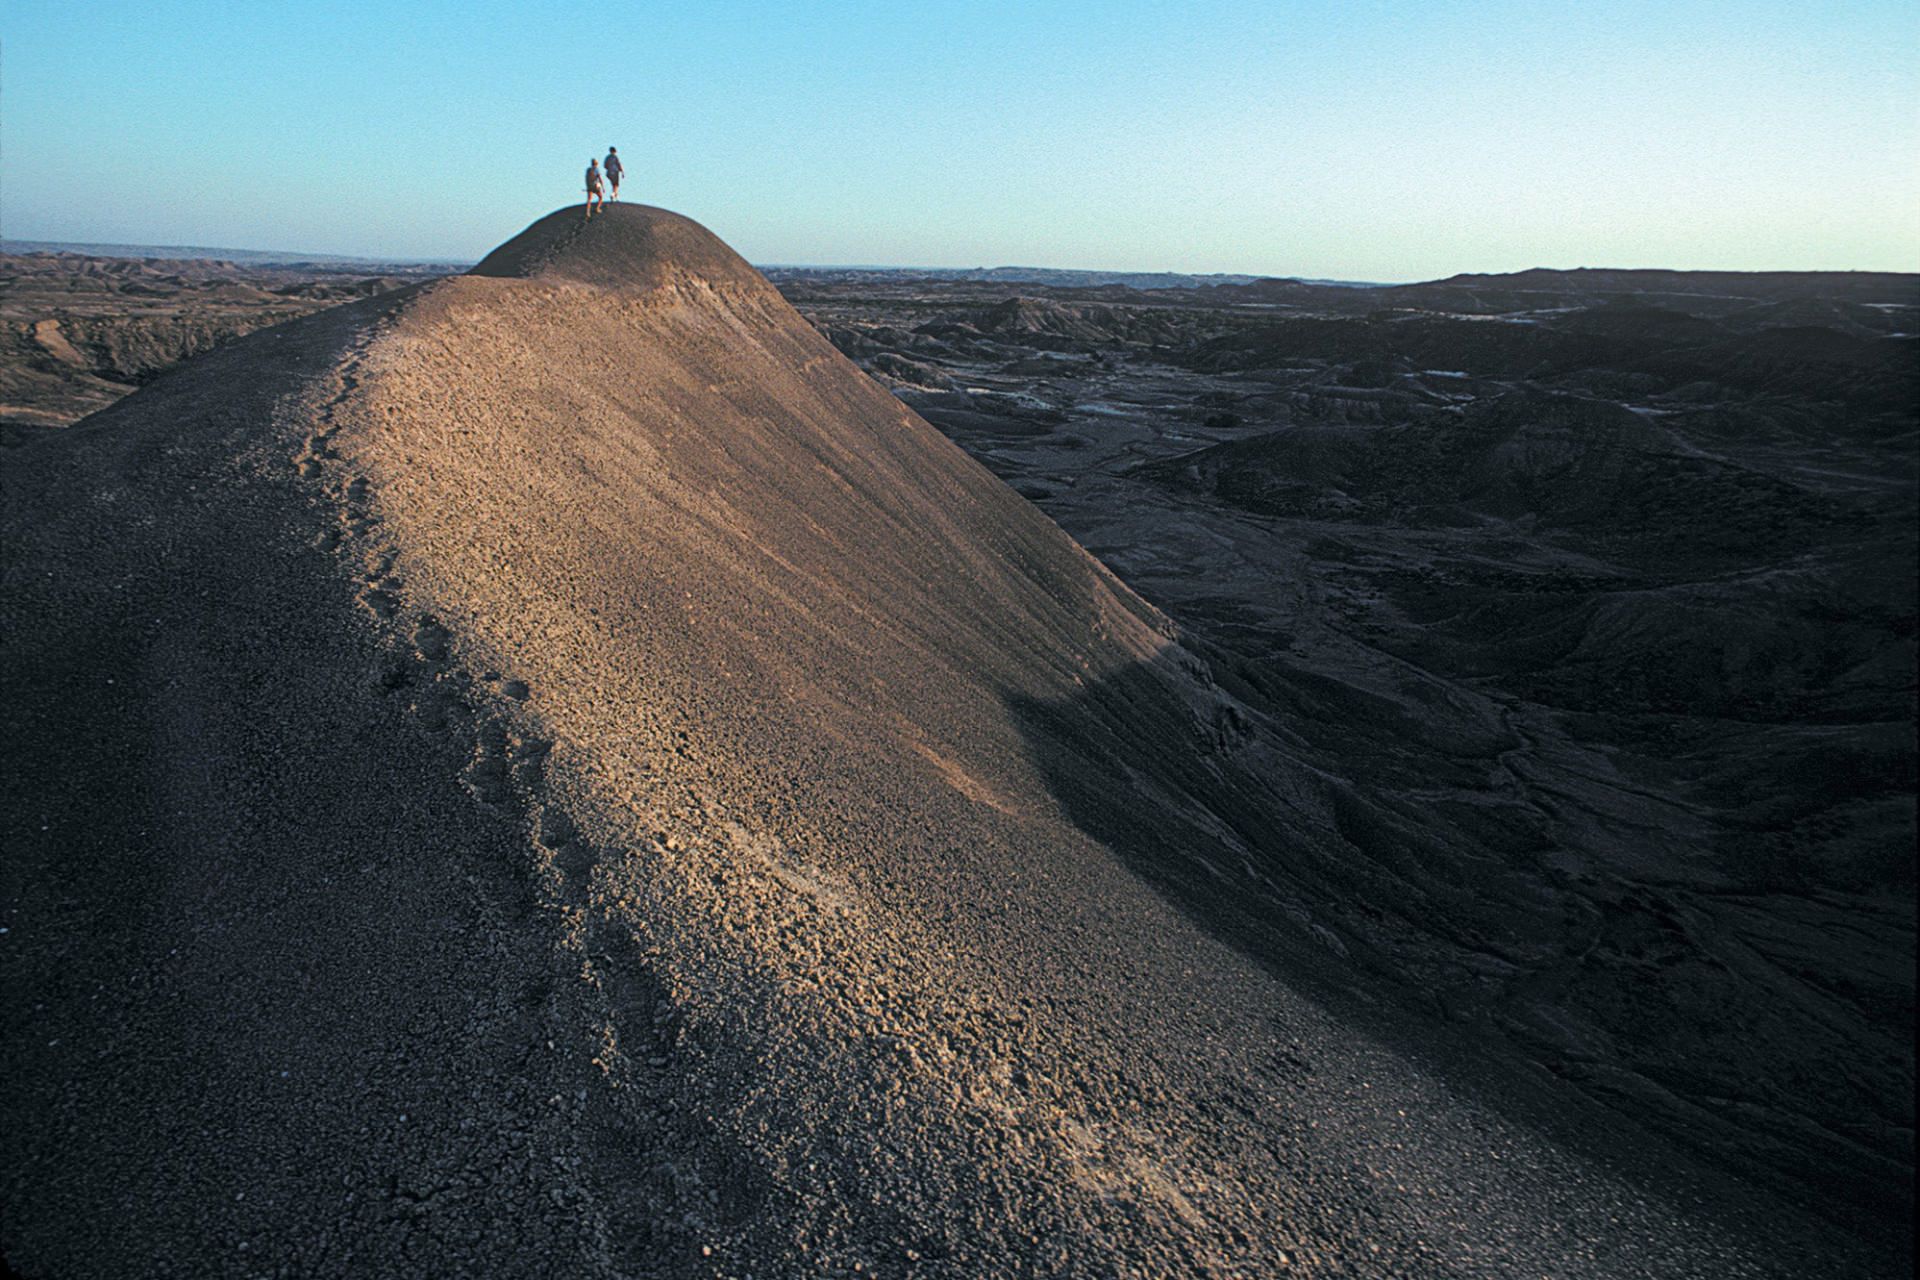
[469,202,765,291]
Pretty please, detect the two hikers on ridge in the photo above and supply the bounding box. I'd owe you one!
[585,147,624,218]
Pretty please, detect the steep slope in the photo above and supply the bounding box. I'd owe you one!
[1,206,1892,1277]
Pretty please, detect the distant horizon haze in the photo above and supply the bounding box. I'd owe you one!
[9,234,1920,290]
[5,1,1916,278]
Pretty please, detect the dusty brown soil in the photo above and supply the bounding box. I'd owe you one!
[2,207,1910,1277]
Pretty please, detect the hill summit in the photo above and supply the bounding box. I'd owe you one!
[470,203,767,290]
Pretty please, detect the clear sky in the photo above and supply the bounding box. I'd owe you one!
[4,1,1916,278]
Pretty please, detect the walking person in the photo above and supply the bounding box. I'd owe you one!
[604,147,625,201]
[584,158,604,218]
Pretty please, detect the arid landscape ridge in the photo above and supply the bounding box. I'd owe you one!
[2,206,1912,1277]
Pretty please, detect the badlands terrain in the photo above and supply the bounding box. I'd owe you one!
[0,247,443,441]
[1,210,1913,1277]
[785,260,1920,1222]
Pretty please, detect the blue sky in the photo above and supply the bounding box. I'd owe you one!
[4,1,1916,278]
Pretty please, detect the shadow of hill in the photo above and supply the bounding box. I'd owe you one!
[1004,648,1913,1269]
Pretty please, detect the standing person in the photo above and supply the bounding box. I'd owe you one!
[584,158,604,218]
[604,147,625,201]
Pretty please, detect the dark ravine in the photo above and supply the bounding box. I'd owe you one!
[2,206,1908,1277]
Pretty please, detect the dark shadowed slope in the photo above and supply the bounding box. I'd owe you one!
[1,205,1896,1277]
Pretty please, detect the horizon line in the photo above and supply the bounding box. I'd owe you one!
[5,236,1917,289]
